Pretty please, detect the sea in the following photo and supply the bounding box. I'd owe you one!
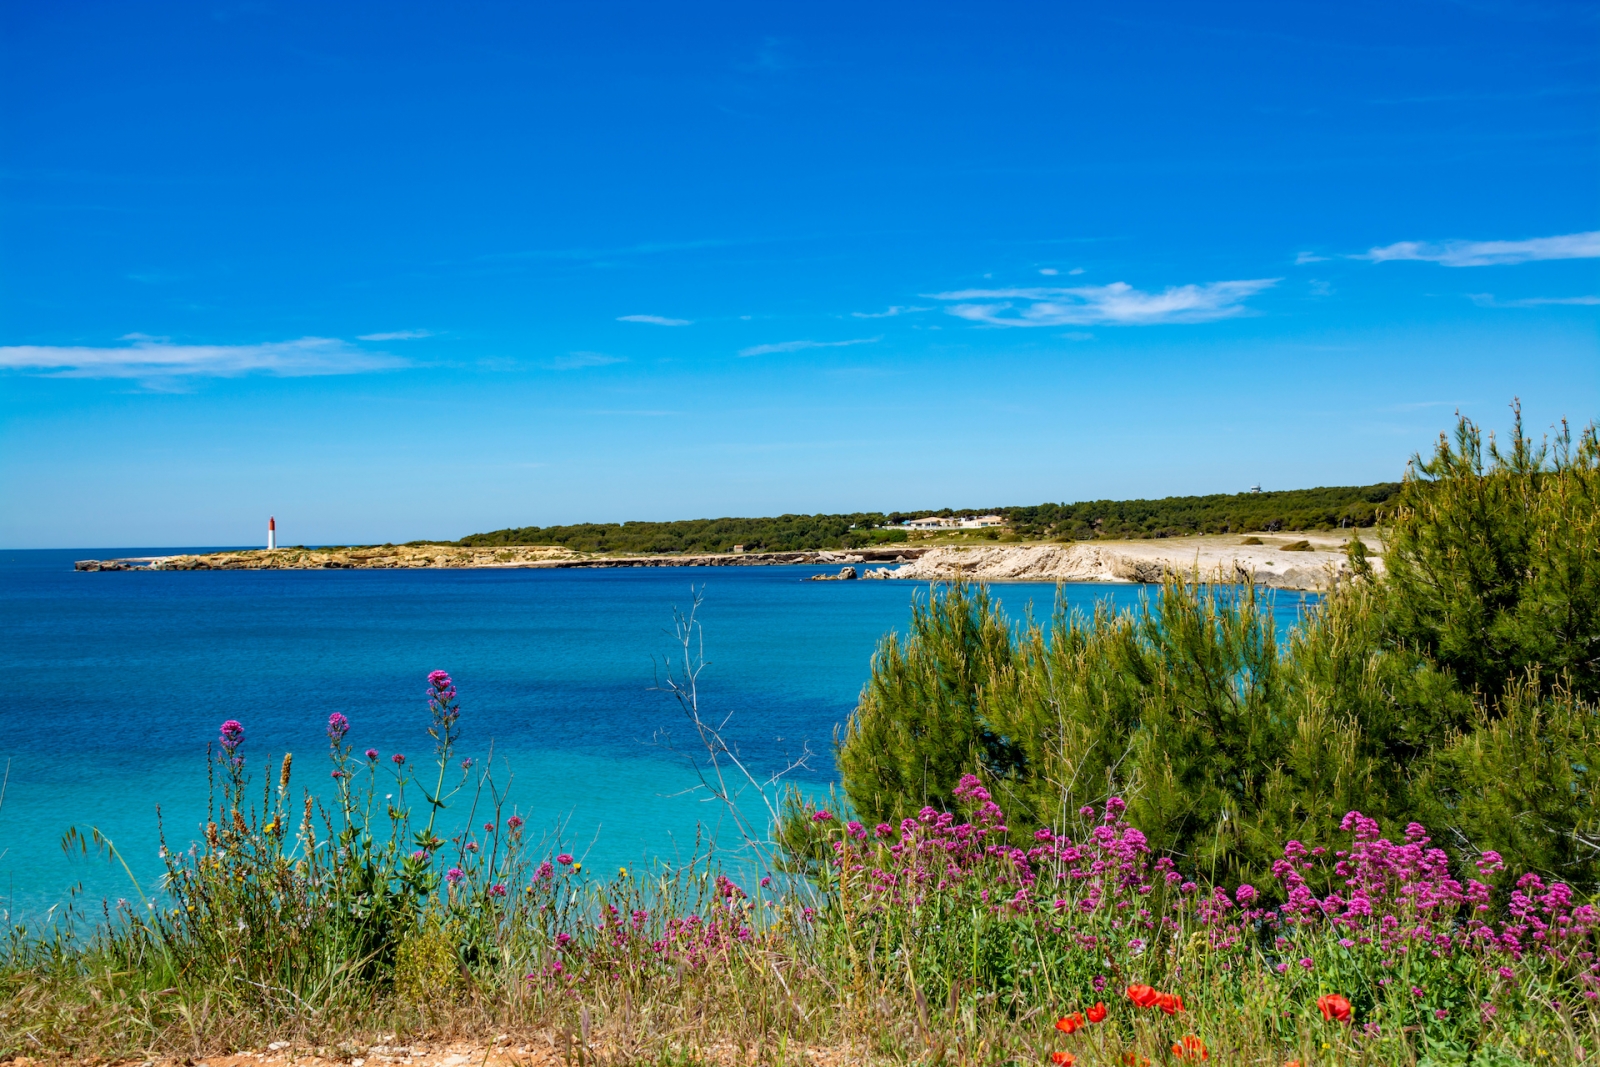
[0,549,1320,921]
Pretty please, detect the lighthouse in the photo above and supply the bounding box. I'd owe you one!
[268,516,277,551]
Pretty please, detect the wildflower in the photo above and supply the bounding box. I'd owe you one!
[331,769,344,779]
[327,712,349,743]
[1055,1013,1085,1034]
[1092,975,1107,992]
[484,822,495,832]
[1126,984,1159,1008]
[446,867,465,886]
[1411,985,1425,998]
[365,748,379,760]
[489,883,507,897]
[1086,1002,1107,1023]
[1171,1035,1208,1060]
[219,719,245,752]
[557,853,574,865]
[392,753,406,765]
[1434,1008,1448,1019]
[1156,992,1185,1015]
[410,849,431,863]
[812,809,834,822]
[507,815,525,831]
[761,876,772,888]
[1299,957,1314,970]
[556,932,572,947]
[1051,1054,1076,1066]
[1235,883,1257,905]
[1317,994,1352,1023]
[461,757,474,770]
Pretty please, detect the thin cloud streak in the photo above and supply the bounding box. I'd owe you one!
[850,306,929,319]
[0,337,404,378]
[357,329,432,340]
[738,337,880,357]
[1359,231,1600,267]
[546,351,626,370]
[928,279,1278,327]
[618,314,692,326]
[1469,293,1600,308]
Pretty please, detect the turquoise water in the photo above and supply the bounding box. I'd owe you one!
[0,549,1318,919]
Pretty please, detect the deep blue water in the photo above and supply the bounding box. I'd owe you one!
[0,549,1318,919]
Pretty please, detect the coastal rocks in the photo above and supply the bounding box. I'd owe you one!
[808,566,858,581]
[862,535,1382,592]
[73,544,933,574]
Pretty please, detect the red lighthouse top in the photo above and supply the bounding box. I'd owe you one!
[269,517,276,530]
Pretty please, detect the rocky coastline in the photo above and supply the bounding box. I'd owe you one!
[72,533,1377,590]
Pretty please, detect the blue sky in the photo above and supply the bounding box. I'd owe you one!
[2,1,1596,548]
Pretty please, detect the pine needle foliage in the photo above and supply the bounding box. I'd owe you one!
[829,407,1600,892]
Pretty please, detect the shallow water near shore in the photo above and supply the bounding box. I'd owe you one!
[0,549,1318,919]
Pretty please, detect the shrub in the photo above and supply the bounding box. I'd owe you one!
[831,409,1600,891]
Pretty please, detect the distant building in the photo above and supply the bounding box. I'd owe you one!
[960,514,1006,529]
[903,516,960,530]
[1249,485,1261,494]
[732,544,746,553]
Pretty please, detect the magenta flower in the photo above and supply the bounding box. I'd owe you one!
[365,748,379,760]
[1235,883,1257,905]
[391,753,405,765]
[557,852,574,865]
[219,719,245,753]
[327,712,349,743]
[507,815,525,831]
[446,866,465,886]
[489,883,507,897]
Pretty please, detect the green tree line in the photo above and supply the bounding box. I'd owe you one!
[801,408,1600,893]
[455,482,1401,554]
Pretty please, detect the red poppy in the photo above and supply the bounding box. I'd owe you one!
[1126,983,1159,1008]
[1086,1001,1107,1023]
[1120,1055,1151,1067]
[1171,1035,1209,1060]
[1317,993,1353,1023]
[1156,992,1185,1015]
[1055,1012,1085,1034]
[1051,1054,1076,1066]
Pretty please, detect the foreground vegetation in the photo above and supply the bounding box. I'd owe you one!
[452,483,1401,554]
[4,406,1598,1064]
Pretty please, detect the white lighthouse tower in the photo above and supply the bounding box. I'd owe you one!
[267,516,277,551]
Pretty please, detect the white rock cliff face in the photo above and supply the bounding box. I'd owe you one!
[861,535,1382,591]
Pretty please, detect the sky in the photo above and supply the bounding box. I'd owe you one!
[1,1,1597,548]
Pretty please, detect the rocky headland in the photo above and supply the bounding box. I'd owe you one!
[73,533,1377,589]
[859,532,1379,590]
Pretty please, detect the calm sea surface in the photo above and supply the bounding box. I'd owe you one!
[0,549,1318,919]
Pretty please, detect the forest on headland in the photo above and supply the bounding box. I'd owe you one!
[453,481,1402,554]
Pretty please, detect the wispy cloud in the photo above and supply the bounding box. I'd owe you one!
[850,306,929,319]
[618,314,692,326]
[1468,293,1600,308]
[0,336,404,379]
[927,279,1279,327]
[738,337,880,357]
[1295,252,1329,265]
[357,329,432,341]
[546,351,626,370]
[1359,231,1600,267]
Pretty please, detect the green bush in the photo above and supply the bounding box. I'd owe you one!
[828,409,1600,891]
